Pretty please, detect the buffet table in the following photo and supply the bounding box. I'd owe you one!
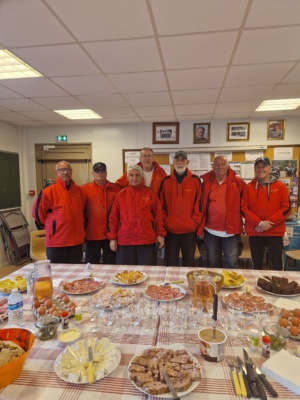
[1,263,300,400]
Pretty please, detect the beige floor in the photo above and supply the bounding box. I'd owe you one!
[0,264,28,279]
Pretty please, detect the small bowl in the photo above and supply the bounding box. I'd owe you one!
[187,270,223,293]
[57,328,82,348]
[0,328,35,388]
[35,315,59,340]
[263,324,290,351]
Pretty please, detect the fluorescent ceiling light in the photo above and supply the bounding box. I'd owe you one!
[54,109,102,120]
[0,50,42,79]
[256,99,300,111]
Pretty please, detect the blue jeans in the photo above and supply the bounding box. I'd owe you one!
[204,230,241,268]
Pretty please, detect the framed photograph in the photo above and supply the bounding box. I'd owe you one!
[152,122,179,144]
[193,123,210,144]
[227,122,250,141]
[267,119,285,140]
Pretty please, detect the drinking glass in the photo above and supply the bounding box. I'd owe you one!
[89,295,105,333]
[143,299,159,333]
[159,301,176,328]
[108,294,127,333]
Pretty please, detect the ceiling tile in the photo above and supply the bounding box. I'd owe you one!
[123,92,171,107]
[246,0,300,28]
[0,112,33,121]
[1,78,69,97]
[76,94,129,108]
[108,71,168,93]
[167,68,226,90]
[0,0,73,47]
[52,75,117,95]
[96,108,137,118]
[0,98,46,111]
[266,84,300,99]
[177,114,213,121]
[13,45,100,77]
[282,64,300,83]
[172,89,220,105]
[106,117,142,124]
[32,96,86,109]
[213,112,251,119]
[46,0,153,40]
[0,85,24,99]
[225,63,295,87]
[135,106,174,117]
[150,0,248,34]
[141,116,175,122]
[219,85,275,102]
[233,27,300,64]
[84,39,162,73]
[215,101,261,113]
[175,104,215,115]
[19,110,67,120]
[160,32,238,69]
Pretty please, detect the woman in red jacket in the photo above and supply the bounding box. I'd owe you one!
[241,156,291,270]
[108,165,166,266]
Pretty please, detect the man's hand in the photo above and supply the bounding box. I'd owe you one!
[109,239,117,252]
[156,236,165,250]
[255,220,274,232]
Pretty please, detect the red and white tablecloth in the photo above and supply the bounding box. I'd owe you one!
[0,263,300,400]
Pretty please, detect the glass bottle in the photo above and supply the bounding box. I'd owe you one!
[33,260,53,301]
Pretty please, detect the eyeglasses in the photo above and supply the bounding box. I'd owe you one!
[141,154,153,158]
[94,169,106,173]
[56,168,72,173]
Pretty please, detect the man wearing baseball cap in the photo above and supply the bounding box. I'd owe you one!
[241,156,291,270]
[82,162,121,264]
[159,150,202,266]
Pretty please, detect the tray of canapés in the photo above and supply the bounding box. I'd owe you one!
[110,270,148,285]
[222,291,273,313]
[279,307,300,340]
[32,293,77,320]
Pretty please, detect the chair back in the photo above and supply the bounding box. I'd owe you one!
[30,230,47,261]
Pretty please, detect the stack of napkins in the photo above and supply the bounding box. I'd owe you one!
[273,297,300,310]
[261,349,300,395]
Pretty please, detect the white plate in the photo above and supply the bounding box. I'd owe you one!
[222,282,245,289]
[59,278,104,295]
[256,284,300,298]
[143,284,186,302]
[110,271,148,285]
[0,288,26,296]
[222,292,273,313]
[54,344,121,384]
[128,344,200,398]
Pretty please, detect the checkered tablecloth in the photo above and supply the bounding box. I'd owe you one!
[1,264,300,400]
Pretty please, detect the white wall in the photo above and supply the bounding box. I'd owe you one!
[1,116,300,266]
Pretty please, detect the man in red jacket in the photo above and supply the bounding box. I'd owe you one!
[198,156,245,268]
[115,147,167,193]
[159,151,202,266]
[108,165,165,265]
[32,161,86,263]
[82,162,121,264]
[241,156,291,270]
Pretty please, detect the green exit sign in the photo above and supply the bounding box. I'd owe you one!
[57,135,68,142]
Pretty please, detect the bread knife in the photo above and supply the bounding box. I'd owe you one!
[164,369,180,400]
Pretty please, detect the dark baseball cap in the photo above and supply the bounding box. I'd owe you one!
[93,162,107,172]
[254,156,271,166]
[174,150,187,159]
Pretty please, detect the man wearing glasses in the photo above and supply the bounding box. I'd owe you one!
[115,147,167,193]
[82,162,121,264]
[32,161,86,263]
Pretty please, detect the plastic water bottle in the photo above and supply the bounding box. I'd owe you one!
[8,288,24,326]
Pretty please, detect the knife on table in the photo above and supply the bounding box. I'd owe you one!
[164,369,180,400]
[243,349,259,398]
[237,357,252,398]
[250,361,267,400]
[88,346,94,384]
[250,357,278,398]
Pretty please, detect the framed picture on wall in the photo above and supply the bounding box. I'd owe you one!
[227,122,250,141]
[267,119,285,140]
[193,123,210,144]
[152,122,179,144]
